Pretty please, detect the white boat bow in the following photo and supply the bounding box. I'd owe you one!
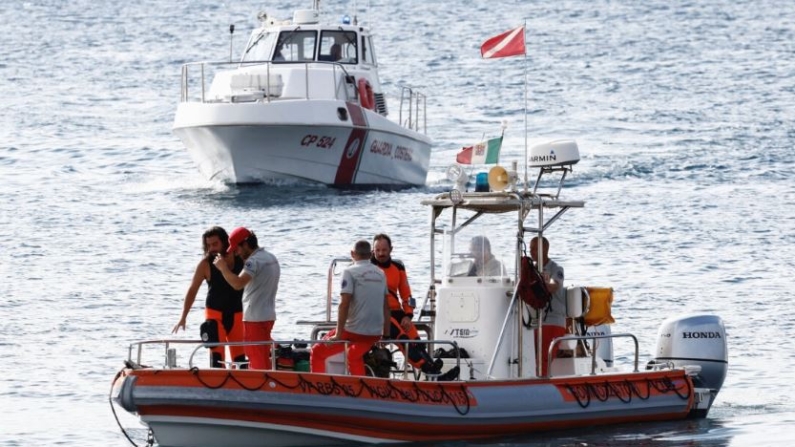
[174,7,432,186]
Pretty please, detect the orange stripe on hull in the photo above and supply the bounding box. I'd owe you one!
[550,370,695,407]
[129,369,476,407]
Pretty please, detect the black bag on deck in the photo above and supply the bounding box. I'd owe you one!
[518,256,551,310]
[433,347,470,359]
[364,346,395,378]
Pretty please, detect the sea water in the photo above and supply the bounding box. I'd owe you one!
[1,0,794,445]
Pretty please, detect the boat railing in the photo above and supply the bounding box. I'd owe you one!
[125,338,460,379]
[548,332,639,378]
[319,256,352,321]
[397,86,427,134]
[126,339,205,369]
[301,320,433,342]
[294,323,440,378]
[179,60,352,104]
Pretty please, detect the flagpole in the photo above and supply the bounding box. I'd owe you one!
[523,19,528,193]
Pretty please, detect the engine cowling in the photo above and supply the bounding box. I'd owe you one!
[653,314,728,394]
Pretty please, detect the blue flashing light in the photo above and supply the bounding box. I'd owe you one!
[475,172,490,192]
[342,14,351,25]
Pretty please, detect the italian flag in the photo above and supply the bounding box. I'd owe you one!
[456,136,503,165]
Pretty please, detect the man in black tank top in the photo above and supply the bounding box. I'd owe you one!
[173,227,246,368]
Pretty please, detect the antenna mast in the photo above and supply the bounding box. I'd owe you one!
[228,24,235,62]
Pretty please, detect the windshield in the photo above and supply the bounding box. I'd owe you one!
[241,30,278,62]
[442,224,512,279]
[241,28,360,64]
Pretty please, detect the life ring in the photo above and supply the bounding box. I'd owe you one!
[357,78,375,110]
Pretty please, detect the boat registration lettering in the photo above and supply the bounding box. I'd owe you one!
[301,134,336,149]
[394,145,413,162]
[369,140,414,162]
[369,140,393,156]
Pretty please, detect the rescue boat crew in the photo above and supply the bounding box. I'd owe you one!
[530,236,566,376]
[311,240,391,375]
[173,226,246,368]
[215,227,281,370]
[371,233,452,378]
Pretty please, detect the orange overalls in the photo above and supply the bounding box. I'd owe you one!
[372,258,438,373]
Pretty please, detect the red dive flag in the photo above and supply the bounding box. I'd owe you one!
[480,26,526,59]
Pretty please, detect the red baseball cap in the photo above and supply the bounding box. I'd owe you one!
[227,227,252,254]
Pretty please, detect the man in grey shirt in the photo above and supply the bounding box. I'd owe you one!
[215,227,280,370]
[311,240,390,375]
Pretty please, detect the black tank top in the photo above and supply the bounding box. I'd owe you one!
[206,256,244,313]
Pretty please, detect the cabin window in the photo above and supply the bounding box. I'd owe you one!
[275,30,317,62]
[319,30,357,63]
[361,35,376,65]
[241,31,278,62]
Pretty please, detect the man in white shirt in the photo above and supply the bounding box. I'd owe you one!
[530,236,565,376]
[215,227,280,370]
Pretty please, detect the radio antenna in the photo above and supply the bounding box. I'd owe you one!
[228,24,235,62]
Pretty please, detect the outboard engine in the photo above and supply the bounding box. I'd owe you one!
[653,314,728,413]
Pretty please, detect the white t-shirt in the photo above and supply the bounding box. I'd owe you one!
[241,248,280,322]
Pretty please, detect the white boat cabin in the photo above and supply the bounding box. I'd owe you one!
[242,11,370,66]
[204,9,387,114]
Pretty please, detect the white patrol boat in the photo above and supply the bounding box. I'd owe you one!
[173,3,431,186]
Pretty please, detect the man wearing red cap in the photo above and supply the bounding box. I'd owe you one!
[214,227,281,370]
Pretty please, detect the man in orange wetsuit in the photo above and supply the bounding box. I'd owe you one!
[371,234,459,380]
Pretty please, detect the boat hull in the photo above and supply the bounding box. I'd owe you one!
[113,367,698,447]
[173,100,432,186]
